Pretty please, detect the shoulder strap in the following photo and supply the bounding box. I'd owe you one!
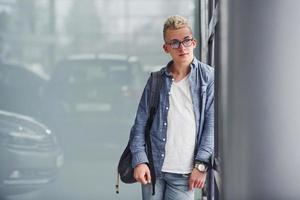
[145,71,162,195]
[149,71,162,117]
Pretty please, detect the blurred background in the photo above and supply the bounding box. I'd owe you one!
[0,0,198,199]
[4,0,300,200]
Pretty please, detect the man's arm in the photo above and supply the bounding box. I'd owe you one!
[195,71,214,165]
[189,70,214,190]
[129,77,152,168]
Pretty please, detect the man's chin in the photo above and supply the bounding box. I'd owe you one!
[174,54,193,63]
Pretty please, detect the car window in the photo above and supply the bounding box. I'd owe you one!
[53,60,133,86]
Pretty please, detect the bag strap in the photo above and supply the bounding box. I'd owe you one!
[149,71,162,115]
[115,71,162,195]
[145,71,162,195]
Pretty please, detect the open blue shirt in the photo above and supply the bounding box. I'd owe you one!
[129,58,214,177]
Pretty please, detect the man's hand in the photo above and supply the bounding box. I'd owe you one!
[134,163,151,185]
[188,168,207,190]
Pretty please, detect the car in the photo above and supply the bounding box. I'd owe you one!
[0,60,49,122]
[45,54,147,129]
[0,110,64,196]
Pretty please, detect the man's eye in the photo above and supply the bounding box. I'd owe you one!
[171,41,179,45]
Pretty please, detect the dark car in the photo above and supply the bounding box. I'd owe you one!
[0,61,49,122]
[0,110,64,196]
[45,54,147,129]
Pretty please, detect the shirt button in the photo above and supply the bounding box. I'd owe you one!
[168,92,171,95]
[164,122,167,126]
[161,154,164,157]
[162,138,166,141]
[172,78,175,81]
[166,106,169,110]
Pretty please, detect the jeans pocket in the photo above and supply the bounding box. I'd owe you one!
[182,173,191,178]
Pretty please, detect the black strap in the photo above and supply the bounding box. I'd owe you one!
[145,71,162,195]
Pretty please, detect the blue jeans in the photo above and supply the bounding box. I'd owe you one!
[142,172,194,200]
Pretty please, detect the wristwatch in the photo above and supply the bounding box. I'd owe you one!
[194,162,208,172]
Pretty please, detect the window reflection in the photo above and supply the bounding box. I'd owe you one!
[0,0,196,199]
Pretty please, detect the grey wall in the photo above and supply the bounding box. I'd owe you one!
[220,0,300,199]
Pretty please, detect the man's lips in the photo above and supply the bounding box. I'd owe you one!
[179,53,189,56]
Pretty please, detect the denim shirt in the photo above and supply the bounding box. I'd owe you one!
[129,58,214,178]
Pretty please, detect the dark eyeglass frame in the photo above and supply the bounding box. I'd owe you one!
[165,38,194,49]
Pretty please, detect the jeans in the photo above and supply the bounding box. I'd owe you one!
[142,172,194,200]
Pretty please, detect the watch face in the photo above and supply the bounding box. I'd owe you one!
[196,164,207,172]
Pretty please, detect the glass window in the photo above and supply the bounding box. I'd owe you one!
[0,0,198,199]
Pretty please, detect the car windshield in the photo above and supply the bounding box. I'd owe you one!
[55,60,132,87]
[49,59,135,103]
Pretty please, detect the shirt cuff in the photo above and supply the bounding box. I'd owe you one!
[131,151,149,168]
[195,150,212,165]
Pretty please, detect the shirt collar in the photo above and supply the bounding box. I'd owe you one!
[161,57,197,77]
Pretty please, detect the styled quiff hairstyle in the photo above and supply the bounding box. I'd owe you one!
[163,15,192,41]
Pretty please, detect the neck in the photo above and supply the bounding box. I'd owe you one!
[170,60,192,81]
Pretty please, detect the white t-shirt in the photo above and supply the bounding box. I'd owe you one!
[161,74,196,174]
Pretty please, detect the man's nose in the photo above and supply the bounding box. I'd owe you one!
[178,42,186,50]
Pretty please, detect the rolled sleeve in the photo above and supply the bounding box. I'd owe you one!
[131,151,149,168]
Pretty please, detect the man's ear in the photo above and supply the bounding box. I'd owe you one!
[193,39,197,49]
[163,44,169,53]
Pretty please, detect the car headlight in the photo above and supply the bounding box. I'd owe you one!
[9,131,45,140]
[0,127,52,150]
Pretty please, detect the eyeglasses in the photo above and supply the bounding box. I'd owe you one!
[166,38,194,49]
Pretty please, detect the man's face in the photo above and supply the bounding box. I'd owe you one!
[163,27,196,64]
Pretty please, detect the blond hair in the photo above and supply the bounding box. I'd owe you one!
[163,15,192,41]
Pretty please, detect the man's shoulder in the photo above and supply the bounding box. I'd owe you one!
[193,58,214,73]
[193,58,214,82]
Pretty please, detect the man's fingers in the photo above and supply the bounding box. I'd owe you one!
[188,179,194,191]
[194,180,200,189]
[134,164,151,185]
[190,178,204,189]
[135,174,147,184]
[141,176,148,185]
[200,182,205,189]
[196,181,202,189]
[145,170,151,184]
[189,169,207,189]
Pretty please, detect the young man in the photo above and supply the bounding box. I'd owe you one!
[129,15,214,200]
